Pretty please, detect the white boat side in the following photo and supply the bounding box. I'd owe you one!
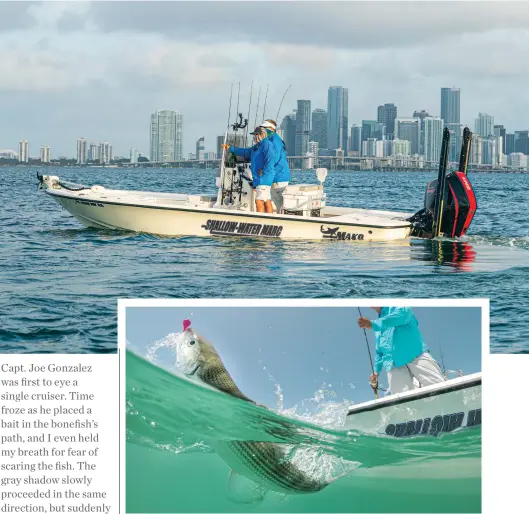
[345,373,481,437]
[43,181,413,241]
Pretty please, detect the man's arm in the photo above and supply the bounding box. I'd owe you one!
[371,307,413,332]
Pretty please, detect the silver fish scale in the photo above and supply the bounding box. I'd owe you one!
[227,440,327,493]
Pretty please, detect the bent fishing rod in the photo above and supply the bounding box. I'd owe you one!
[357,307,379,399]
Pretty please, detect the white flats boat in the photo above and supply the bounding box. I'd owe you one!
[38,127,477,242]
[345,373,481,437]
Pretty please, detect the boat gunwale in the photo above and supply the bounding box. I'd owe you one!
[347,373,481,417]
[45,188,412,231]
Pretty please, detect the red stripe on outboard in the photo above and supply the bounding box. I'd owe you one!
[448,183,459,238]
[456,172,477,236]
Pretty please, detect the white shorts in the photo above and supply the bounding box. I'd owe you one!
[255,185,271,201]
[271,182,289,211]
[387,352,445,394]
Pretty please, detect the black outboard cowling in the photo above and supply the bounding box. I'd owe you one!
[409,127,477,239]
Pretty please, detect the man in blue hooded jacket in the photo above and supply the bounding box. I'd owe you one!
[260,119,290,212]
[357,307,445,395]
[223,127,276,213]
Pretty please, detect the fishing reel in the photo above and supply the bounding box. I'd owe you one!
[231,113,248,132]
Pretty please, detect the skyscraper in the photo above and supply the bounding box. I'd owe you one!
[150,109,183,162]
[295,100,311,156]
[196,137,205,161]
[514,130,529,155]
[281,112,297,154]
[327,86,348,151]
[394,118,421,154]
[494,125,507,153]
[505,133,516,155]
[216,134,245,157]
[130,148,140,164]
[361,120,377,143]
[350,125,362,153]
[40,146,51,163]
[423,117,444,162]
[311,109,327,149]
[475,113,494,137]
[100,142,112,164]
[18,140,29,163]
[447,124,463,162]
[377,103,397,139]
[440,87,460,125]
[470,134,483,165]
[77,138,87,164]
[481,136,497,166]
[88,143,99,162]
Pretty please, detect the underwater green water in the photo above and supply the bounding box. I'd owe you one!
[126,351,481,513]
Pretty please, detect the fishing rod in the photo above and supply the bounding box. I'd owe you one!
[276,84,292,123]
[244,81,254,146]
[437,335,447,378]
[254,86,262,129]
[262,84,269,121]
[357,307,379,399]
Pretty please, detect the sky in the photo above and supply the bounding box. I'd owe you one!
[2,0,528,158]
[125,305,482,408]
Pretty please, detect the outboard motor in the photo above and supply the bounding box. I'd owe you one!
[410,127,477,239]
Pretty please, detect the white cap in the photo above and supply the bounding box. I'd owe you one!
[260,120,276,130]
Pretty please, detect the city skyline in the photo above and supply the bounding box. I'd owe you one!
[2,1,529,157]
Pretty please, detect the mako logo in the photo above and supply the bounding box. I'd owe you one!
[201,219,283,238]
[385,408,481,437]
[320,225,368,241]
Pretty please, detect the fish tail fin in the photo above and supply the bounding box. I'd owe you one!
[227,469,268,504]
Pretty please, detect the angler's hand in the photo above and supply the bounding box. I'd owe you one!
[358,316,372,329]
[369,373,378,391]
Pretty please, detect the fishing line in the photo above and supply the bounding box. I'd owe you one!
[226,82,234,131]
[254,86,262,129]
[244,81,254,145]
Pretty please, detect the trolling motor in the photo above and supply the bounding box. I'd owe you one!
[409,127,477,239]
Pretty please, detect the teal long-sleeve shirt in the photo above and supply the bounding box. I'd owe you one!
[372,307,429,373]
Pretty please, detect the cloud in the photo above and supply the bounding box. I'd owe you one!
[1,1,528,157]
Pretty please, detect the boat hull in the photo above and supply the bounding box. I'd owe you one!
[47,190,411,241]
[345,373,481,437]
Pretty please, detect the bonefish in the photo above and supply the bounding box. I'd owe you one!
[176,319,331,494]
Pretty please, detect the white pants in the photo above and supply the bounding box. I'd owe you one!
[271,181,289,212]
[255,185,271,201]
[387,352,445,394]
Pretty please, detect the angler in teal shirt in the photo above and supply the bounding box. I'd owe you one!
[357,307,445,395]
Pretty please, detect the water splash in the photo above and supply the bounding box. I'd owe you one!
[145,331,182,364]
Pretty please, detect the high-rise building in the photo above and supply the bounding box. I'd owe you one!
[447,123,463,162]
[88,143,99,162]
[440,87,460,125]
[361,120,377,144]
[100,142,112,164]
[216,134,245,157]
[196,137,205,161]
[394,118,421,154]
[130,148,140,164]
[510,153,528,169]
[280,112,297,154]
[377,103,397,139]
[362,138,377,158]
[18,140,29,163]
[204,151,217,160]
[77,138,87,164]
[514,130,529,155]
[475,113,494,137]
[150,109,183,162]
[311,108,327,149]
[470,134,483,165]
[350,125,362,153]
[423,117,444,163]
[308,141,319,167]
[481,136,496,165]
[40,146,51,163]
[392,139,411,156]
[494,125,507,153]
[413,110,431,121]
[0,149,17,159]
[327,86,348,151]
[295,100,311,157]
[505,133,516,155]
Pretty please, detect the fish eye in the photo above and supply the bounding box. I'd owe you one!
[189,340,196,346]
